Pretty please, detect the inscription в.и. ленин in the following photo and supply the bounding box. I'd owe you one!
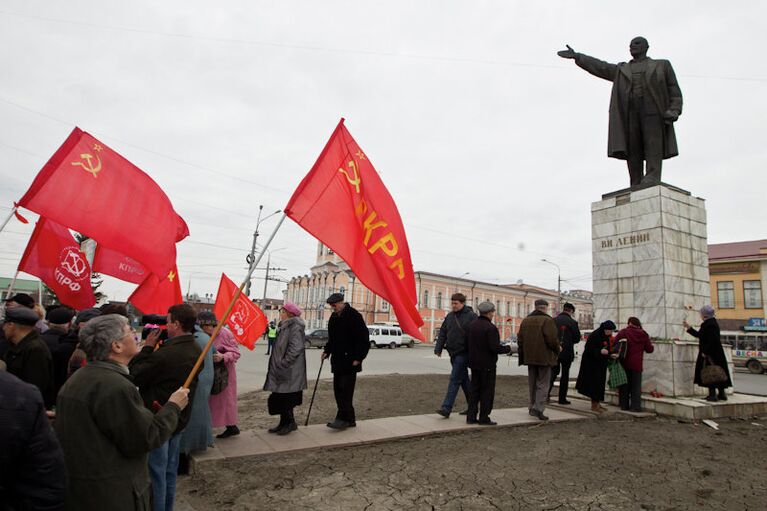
[600,232,650,249]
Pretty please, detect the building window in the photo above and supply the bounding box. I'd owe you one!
[717,281,735,309]
[496,300,501,315]
[744,280,762,309]
[382,300,390,311]
[436,292,443,310]
[506,301,511,316]
[423,290,429,308]
[517,303,522,317]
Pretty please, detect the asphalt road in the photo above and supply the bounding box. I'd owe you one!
[234,343,767,396]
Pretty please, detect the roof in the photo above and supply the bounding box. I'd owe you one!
[709,239,767,262]
[0,277,41,294]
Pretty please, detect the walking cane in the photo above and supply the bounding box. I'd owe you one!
[305,357,325,426]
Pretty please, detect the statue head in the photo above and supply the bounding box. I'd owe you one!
[629,36,649,58]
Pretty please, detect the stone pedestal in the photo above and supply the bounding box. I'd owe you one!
[591,184,710,340]
[642,341,734,397]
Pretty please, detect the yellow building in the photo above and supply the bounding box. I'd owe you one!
[708,239,767,331]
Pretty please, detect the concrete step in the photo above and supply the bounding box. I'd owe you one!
[190,406,590,469]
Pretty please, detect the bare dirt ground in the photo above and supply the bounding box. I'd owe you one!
[235,373,531,431]
[179,374,767,511]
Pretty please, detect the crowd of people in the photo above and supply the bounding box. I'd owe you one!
[0,288,734,510]
[433,293,733,422]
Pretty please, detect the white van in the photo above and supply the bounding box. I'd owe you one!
[369,324,405,349]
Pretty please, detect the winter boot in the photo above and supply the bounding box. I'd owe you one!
[277,410,298,435]
[268,414,288,433]
[705,387,718,402]
[718,387,728,401]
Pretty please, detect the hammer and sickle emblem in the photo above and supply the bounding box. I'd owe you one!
[71,153,102,178]
[337,160,361,194]
[167,270,176,282]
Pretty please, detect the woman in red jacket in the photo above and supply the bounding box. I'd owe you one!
[614,317,654,411]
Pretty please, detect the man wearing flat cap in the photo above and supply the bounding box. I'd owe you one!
[466,301,511,425]
[322,293,370,429]
[1,293,39,359]
[2,306,55,408]
[517,299,560,420]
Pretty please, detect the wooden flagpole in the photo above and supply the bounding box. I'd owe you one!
[183,213,287,389]
[0,207,18,234]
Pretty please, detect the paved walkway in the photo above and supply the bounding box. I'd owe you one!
[191,406,590,467]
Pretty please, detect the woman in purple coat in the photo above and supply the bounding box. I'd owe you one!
[200,312,242,438]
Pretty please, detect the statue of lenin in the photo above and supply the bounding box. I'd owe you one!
[558,37,683,188]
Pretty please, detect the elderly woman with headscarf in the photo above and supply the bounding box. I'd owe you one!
[684,305,732,401]
[263,301,307,435]
[576,320,616,412]
[201,311,242,438]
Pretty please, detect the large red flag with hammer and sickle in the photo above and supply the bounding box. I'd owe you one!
[18,217,96,310]
[284,119,424,340]
[214,273,268,350]
[17,128,189,277]
[128,266,183,315]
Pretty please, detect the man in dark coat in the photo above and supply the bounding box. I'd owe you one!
[0,370,67,511]
[434,292,478,418]
[130,304,201,511]
[466,301,511,425]
[322,293,369,429]
[40,306,77,399]
[684,305,732,402]
[2,306,55,409]
[548,303,581,405]
[558,37,683,187]
[56,314,189,511]
[1,292,39,359]
[517,299,560,420]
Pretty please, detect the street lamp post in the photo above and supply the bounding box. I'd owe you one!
[245,206,282,296]
[541,258,561,313]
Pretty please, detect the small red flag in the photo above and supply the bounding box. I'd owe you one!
[93,245,148,285]
[284,120,424,340]
[12,202,29,224]
[128,267,183,314]
[18,217,96,310]
[213,273,267,350]
[17,128,189,277]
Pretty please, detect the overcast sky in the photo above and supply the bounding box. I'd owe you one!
[1,1,765,303]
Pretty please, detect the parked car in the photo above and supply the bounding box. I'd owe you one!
[369,324,405,349]
[304,329,329,349]
[502,336,519,355]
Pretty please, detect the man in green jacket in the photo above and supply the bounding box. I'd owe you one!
[55,314,189,511]
[517,299,560,421]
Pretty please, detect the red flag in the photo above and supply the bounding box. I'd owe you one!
[284,119,424,340]
[12,202,29,224]
[18,217,96,309]
[93,245,148,285]
[17,128,189,276]
[213,273,267,350]
[128,267,182,314]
